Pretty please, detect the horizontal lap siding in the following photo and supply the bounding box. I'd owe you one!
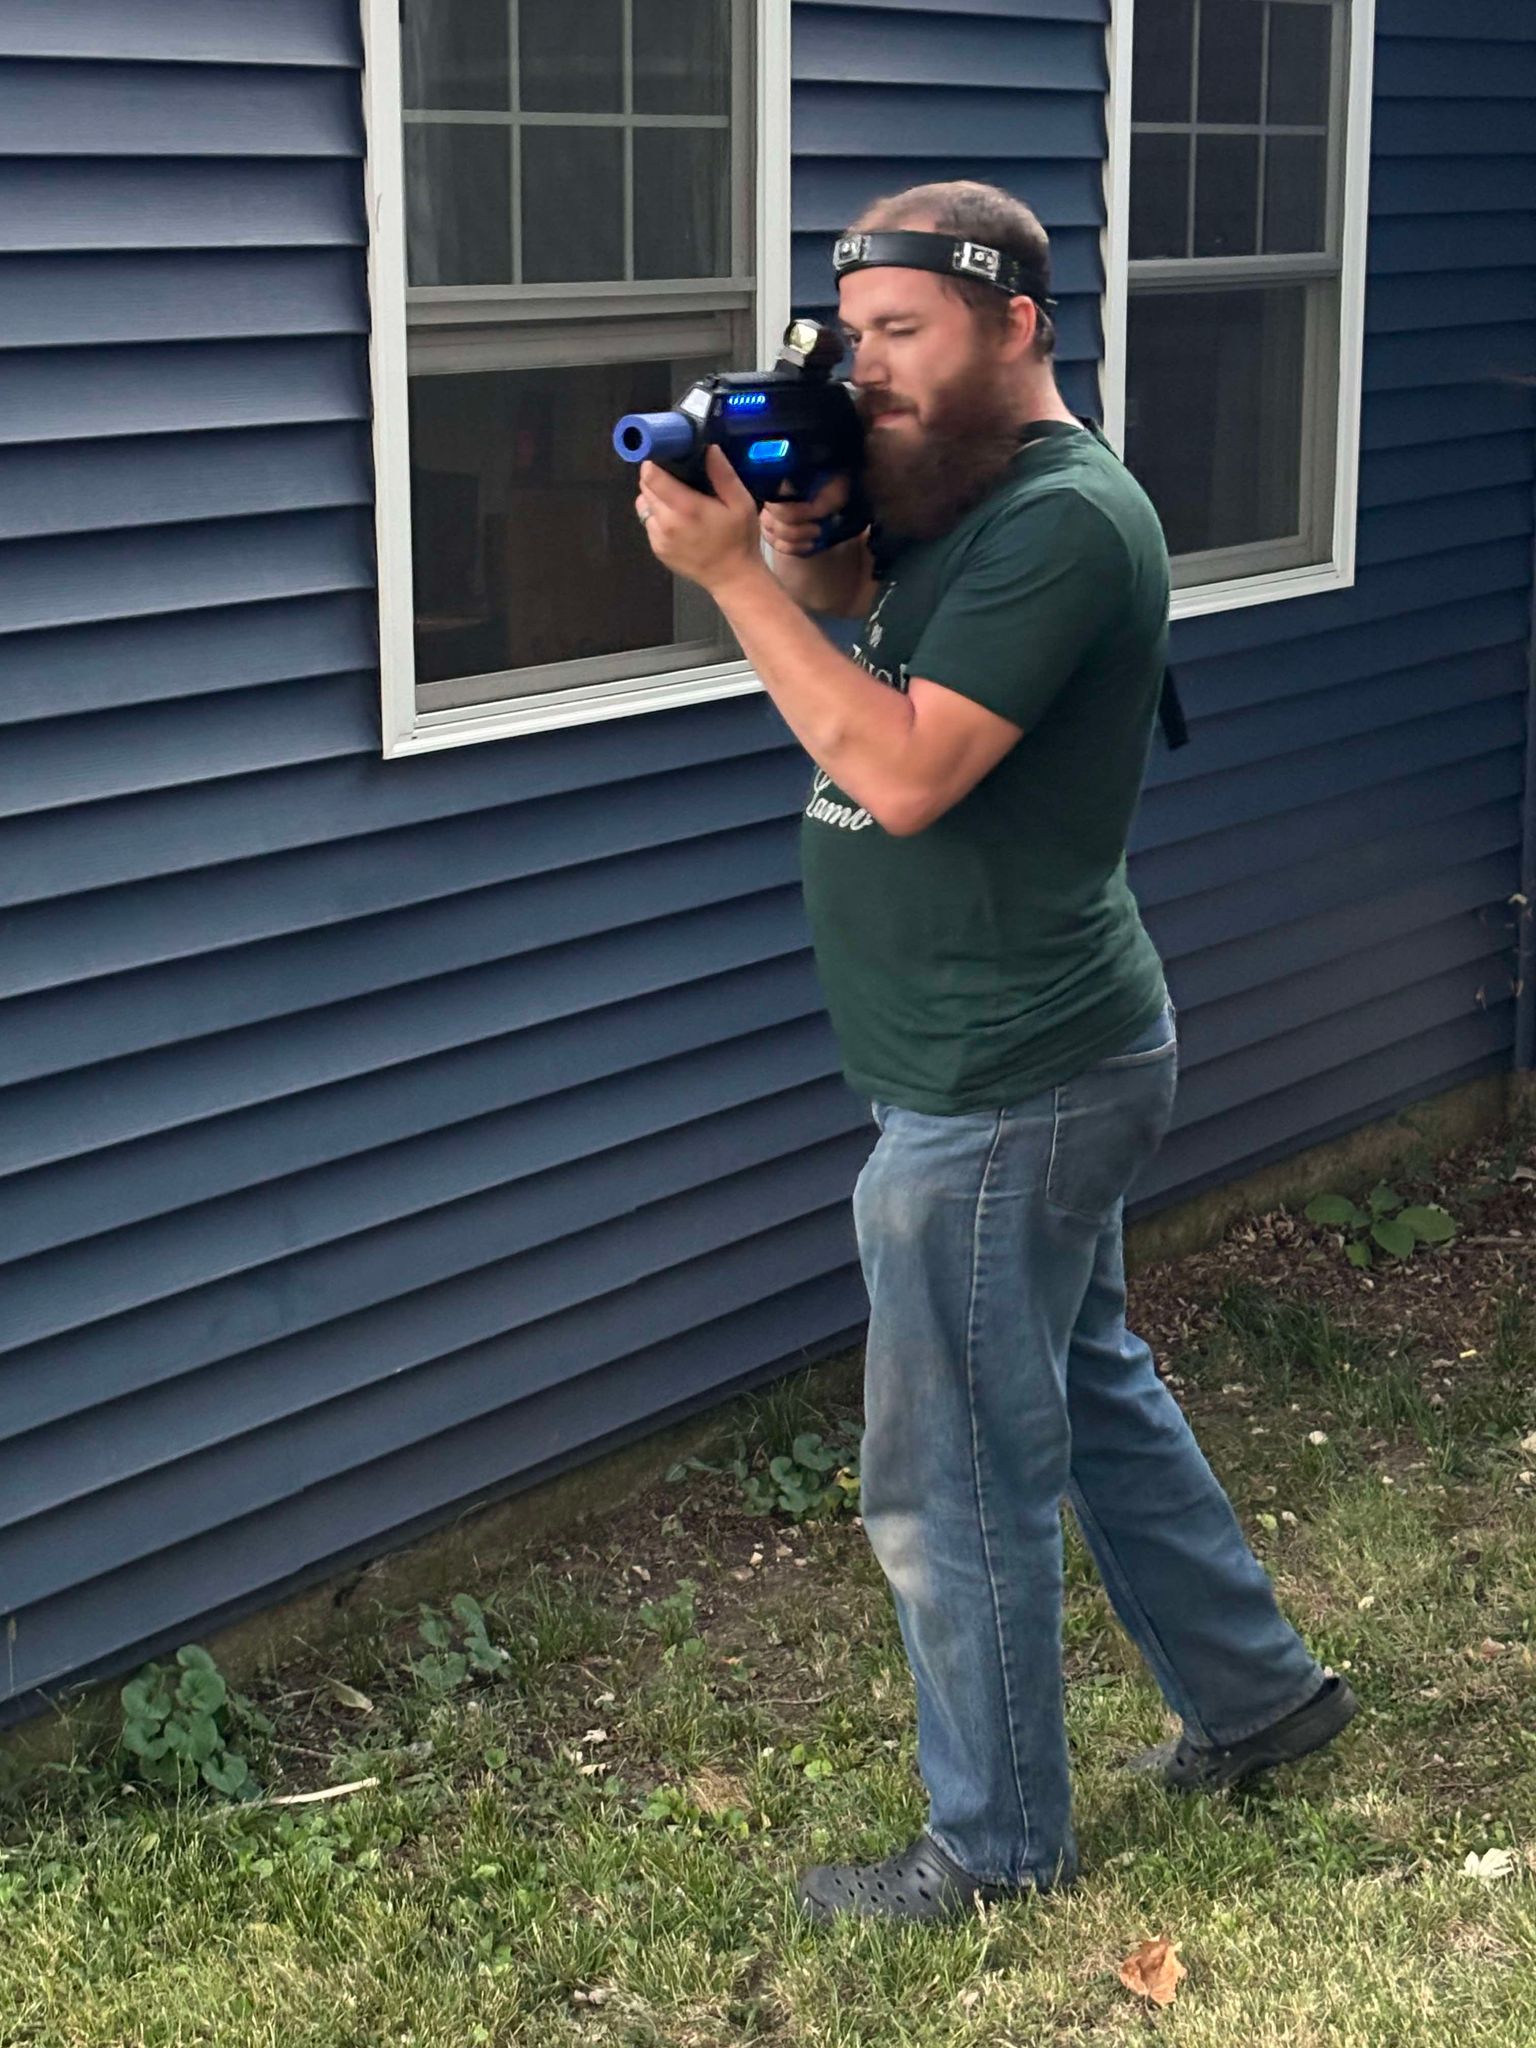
[793,0,1110,417]
[1137,0,1535,1208]
[0,2,869,1721]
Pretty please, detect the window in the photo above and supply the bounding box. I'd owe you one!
[364,1,790,752]
[1103,0,1375,617]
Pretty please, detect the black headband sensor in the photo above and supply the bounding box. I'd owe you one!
[832,230,1056,312]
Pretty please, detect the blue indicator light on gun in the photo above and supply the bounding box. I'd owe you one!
[747,438,791,463]
[726,393,769,411]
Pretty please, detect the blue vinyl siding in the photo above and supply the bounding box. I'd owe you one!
[0,0,867,1721]
[0,0,1530,1722]
[1135,0,1536,1206]
[793,0,1109,418]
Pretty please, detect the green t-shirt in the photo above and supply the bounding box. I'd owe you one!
[799,420,1170,1115]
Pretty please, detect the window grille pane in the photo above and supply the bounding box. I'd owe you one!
[1267,2,1332,125]
[401,0,509,112]
[634,130,730,279]
[408,354,728,684]
[1264,132,1328,254]
[1197,0,1264,124]
[521,128,625,282]
[634,0,732,116]
[1130,131,1191,260]
[1125,284,1307,557]
[405,124,512,285]
[1193,132,1260,256]
[519,0,624,113]
[1132,0,1195,124]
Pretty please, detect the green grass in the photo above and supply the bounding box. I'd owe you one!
[3,1283,1535,2046]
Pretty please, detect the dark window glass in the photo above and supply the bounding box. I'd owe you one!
[1264,132,1328,253]
[405,125,511,285]
[634,130,730,278]
[1131,0,1196,123]
[1268,2,1332,126]
[634,0,732,116]
[1125,284,1307,556]
[1193,133,1260,256]
[521,128,624,282]
[408,356,726,682]
[1130,131,1191,260]
[401,0,510,112]
[520,0,623,113]
[1198,0,1264,123]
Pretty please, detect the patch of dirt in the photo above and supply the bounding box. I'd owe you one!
[683,1765,754,1816]
[1129,1125,1536,1373]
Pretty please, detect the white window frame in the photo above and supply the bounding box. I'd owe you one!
[362,0,792,757]
[1100,0,1376,622]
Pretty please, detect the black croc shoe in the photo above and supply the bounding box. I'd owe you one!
[796,1832,1049,1925]
[1128,1674,1359,1793]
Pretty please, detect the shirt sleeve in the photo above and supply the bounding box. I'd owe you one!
[908,488,1132,734]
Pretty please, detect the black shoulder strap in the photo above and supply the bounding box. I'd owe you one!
[1159,666,1189,751]
[1067,413,1190,753]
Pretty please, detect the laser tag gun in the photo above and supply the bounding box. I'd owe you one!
[612,318,870,553]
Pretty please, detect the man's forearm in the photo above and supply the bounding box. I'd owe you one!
[767,532,872,618]
[638,447,1015,837]
[713,559,922,827]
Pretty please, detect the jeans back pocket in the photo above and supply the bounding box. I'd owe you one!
[1046,1021,1179,1225]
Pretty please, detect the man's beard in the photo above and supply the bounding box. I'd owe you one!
[858,364,1024,543]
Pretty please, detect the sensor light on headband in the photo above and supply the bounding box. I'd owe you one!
[832,230,1056,312]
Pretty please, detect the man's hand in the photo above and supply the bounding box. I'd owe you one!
[761,474,876,620]
[636,445,762,596]
[760,474,855,559]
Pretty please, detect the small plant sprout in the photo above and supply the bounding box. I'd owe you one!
[1305,1183,1456,1269]
[117,1645,272,1799]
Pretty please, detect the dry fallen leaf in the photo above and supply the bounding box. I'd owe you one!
[1519,1432,1536,1459]
[1464,1849,1516,1883]
[326,1681,374,1715]
[1119,1938,1188,2007]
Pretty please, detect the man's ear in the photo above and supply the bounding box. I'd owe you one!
[999,295,1041,362]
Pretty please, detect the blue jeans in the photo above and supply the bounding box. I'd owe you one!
[852,1004,1324,1887]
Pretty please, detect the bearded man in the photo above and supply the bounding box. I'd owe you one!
[634,180,1354,1925]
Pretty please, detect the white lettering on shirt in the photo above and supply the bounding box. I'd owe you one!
[804,767,875,832]
[803,579,905,831]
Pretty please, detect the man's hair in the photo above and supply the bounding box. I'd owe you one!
[852,180,1056,359]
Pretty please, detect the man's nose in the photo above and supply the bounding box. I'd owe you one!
[851,336,885,384]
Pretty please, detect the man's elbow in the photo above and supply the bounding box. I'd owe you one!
[869,787,947,838]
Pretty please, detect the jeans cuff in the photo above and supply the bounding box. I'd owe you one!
[926,1823,1076,1892]
[1202,1663,1327,1748]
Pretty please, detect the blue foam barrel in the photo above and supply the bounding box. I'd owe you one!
[612,410,697,464]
